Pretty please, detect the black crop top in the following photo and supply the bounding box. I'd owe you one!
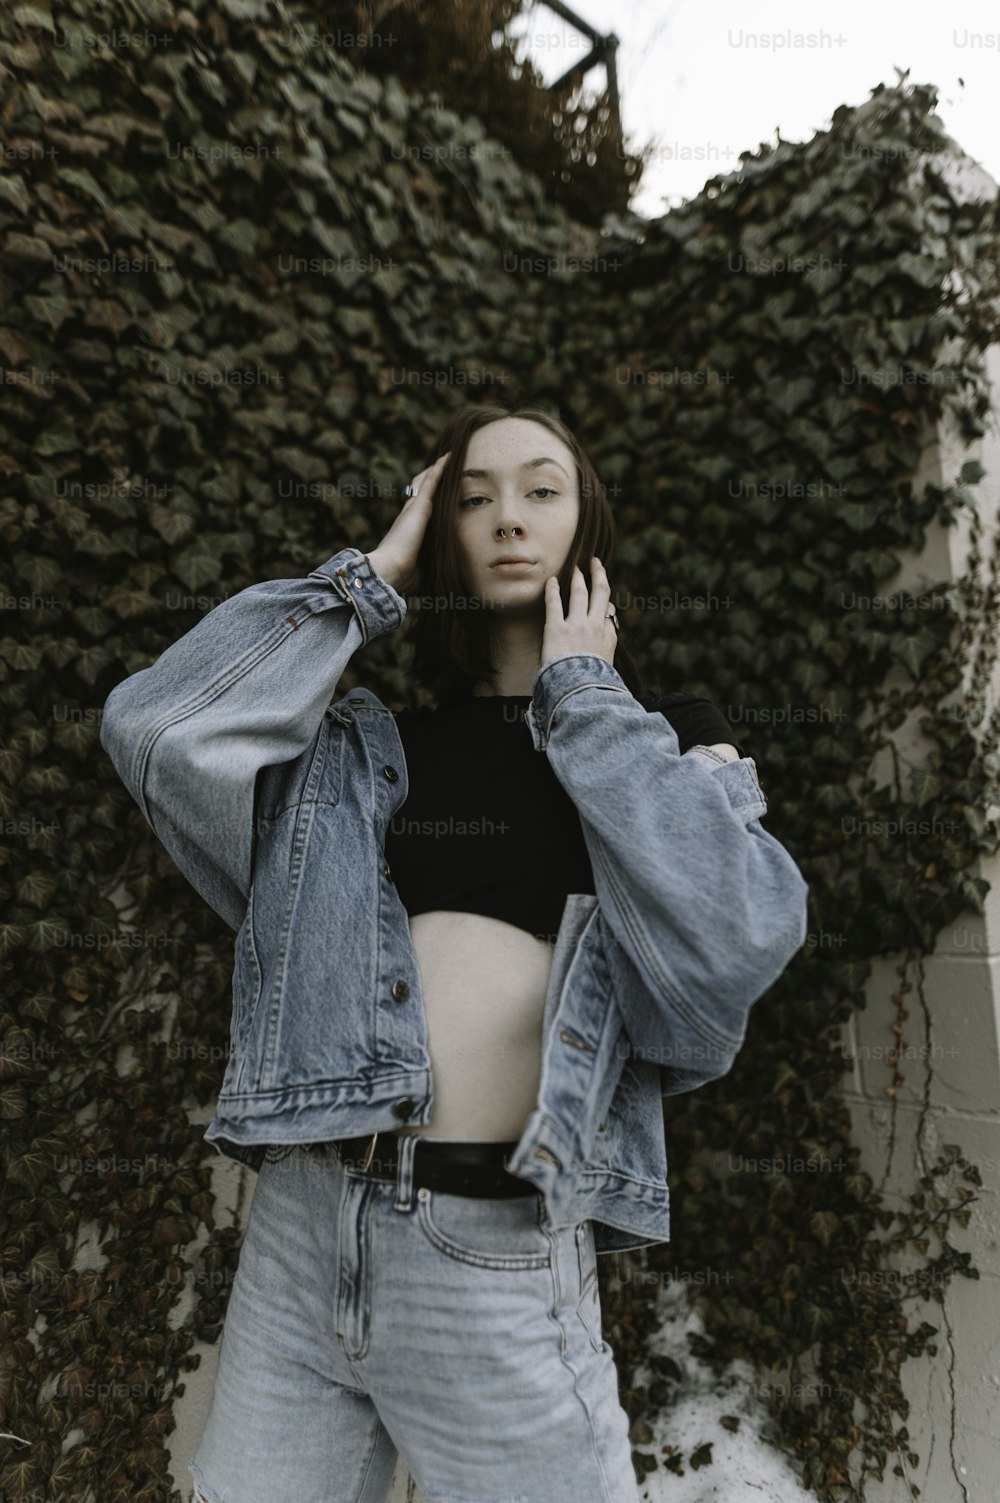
[383,689,743,943]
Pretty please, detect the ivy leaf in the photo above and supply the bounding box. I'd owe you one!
[150,503,197,545]
[27,916,76,950]
[0,1082,28,1118]
[151,1215,195,1247]
[897,251,940,289]
[34,427,78,456]
[22,990,57,1022]
[172,541,222,592]
[0,641,43,671]
[16,871,59,908]
[23,765,72,795]
[103,585,162,618]
[43,637,77,670]
[810,1210,840,1247]
[956,874,988,912]
[52,718,96,756]
[71,606,112,638]
[893,629,940,676]
[15,553,62,592]
[74,527,125,558]
[76,644,115,685]
[769,377,814,416]
[908,766,942,806]
[216,218,260,256]
[0,921,28,953]
[774,1062,800,1092]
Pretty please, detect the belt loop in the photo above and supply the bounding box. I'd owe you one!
[394,1132,418,1212]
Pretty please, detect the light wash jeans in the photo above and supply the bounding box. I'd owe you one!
[187,1137,641,1503]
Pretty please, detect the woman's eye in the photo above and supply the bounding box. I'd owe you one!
[459,487,557,509]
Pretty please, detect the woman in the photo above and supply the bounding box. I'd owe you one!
[383,400,746,1154]
[100,398,808,1503]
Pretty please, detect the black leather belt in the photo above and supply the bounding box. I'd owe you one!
[332,1131,537,1199]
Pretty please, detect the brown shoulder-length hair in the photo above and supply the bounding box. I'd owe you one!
[403,398,646,705]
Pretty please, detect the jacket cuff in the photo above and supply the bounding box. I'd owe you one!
[705,756,768,818]
[683,744,732,770]
[683,746,768,816]
[308,547,406,645]
[526,653,769,819]
[526,654,631,750]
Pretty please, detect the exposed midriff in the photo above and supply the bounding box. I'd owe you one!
[393,909,555,1142]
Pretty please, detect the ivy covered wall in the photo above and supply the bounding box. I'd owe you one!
[1,3,999,1500]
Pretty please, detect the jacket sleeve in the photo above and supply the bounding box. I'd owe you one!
[525,654,809,1092]
[99,547,406,932]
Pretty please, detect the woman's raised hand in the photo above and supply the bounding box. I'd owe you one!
[366,452,451,597]
[540,558,618,670]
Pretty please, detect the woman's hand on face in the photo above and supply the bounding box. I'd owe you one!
[367,451,451,597]
[540,557,618,671]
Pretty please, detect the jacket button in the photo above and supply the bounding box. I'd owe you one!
[383,765,398,782]
[349,695,364,705]
[391,979,410,1002]
[393,1097,416,1119]
[384,863,393,882]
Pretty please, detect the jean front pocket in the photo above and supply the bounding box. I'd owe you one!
[414,1186,552,1271]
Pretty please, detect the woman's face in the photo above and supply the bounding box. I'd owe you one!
[453,418,581,612]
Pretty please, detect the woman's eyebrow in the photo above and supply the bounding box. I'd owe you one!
[460,458,569,479]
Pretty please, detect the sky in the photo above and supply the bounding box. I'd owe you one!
[506,0,999,219]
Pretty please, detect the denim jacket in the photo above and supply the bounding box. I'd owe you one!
[99,547,810,1254]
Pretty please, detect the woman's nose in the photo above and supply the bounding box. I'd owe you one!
[494,508,526,535]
